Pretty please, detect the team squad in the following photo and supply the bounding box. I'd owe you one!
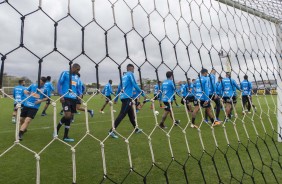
[12,64,255,141]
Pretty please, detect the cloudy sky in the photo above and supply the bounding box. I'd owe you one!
[0,0,281,86]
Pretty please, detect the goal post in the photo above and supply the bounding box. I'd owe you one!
[276,23,282,142]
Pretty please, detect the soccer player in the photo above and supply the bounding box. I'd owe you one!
[19,77,48,140]
[221,72,241,120]
[240,75,256,114]
[108,64,144,138]
[12,79,26,123]
[205,69,221,122]
[159,71,180,129]
[41,76,55,116]
[191,69,220,128]
[100,79,116,113]
[75,73,94,118]
[151,81,163,109]
[181,78,194,113]
[56,63,82,142]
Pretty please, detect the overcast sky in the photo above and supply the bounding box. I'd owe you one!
[0,0,280,86]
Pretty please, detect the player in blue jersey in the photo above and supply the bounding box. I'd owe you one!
[19,77,48,140]
[108,64,144,138]
[159,71,180,129]
[56,63,82,142]
[221,72,241,120]
[240,75,256,114]
[191,69,220,128]
[205,69,221,122]
[41,76,55,116]
[215,76,223,97]
[151,81,163,109]
[75,73,94,117]
[100,79,116,113]
[181,78,194,113]
[12,79,26,123]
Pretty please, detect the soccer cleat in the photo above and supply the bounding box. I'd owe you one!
[63,137,75,142]
[71,119,74,123]
[76,112,81,115]
[135,128,142,133]
[174,120,180,125]
[60,111,64,115]
[100,111,105,114]
[212,121,221,127]
[109,132,118,139]
[159,123,168,129]
[204,119,209,123]
[190,124,198,128]
[143,99,150,103]
[41,113,47,116]
[12,117,16,124]
[136,109,139,113]
[89,110,94,117]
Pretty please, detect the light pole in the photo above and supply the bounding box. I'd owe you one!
[218,49,231,73]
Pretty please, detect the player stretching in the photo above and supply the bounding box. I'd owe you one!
[100,79,116,114]
[159,71,180,129]
[56,63,81,142]
[240,75,256,114]
[151,81,163,109]
[41,76,55,116]
[221,72,241,121]
[191,69,220,128]
[108,64,144,138]
[12,79,26,123]
[19,77,48,140]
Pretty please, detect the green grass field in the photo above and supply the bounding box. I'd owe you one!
[0,94,281,184]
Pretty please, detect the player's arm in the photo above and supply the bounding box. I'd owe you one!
[130,74,145,97]
[233,80,241,90]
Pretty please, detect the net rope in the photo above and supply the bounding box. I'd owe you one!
[0,0,281,183]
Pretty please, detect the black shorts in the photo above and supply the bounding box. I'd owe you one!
[163,102,172,111]
[242,95,251,104]
[46,98,51,105]
[76,98,82,105]
[63,98,77,113]
[106,96,112,102]
[14,103,24,111]
[223,96,237,104]
[20,106,38,119]
[193,100,211,108]
[186,96,194,102]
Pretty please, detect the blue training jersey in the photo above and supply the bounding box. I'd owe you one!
[222,77,240,97]
[188,83,194,97]
[44,81,54,97]
[102,82,113,96]
[153,84,159,95]
[119,71,143,100]
[181,83,188,97]
[215,81,223,96]
[240,80,252,96]
[194,76,210,101]
[13,85,26,104]
[57,71,82,99]
[161,79,175,102]
[208,74,216,95]
[24,84,47,109]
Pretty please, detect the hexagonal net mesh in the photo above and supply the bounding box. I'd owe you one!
[0,0,281,183]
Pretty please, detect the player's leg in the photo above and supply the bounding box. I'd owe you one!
[62,98,77,141]
[159,102,171,128]
[214,97,221,121]
[19,107,38,140]
[100,97,110,113]
[41,99,50,116]
[12,104,17,123]
[191,100,200,128]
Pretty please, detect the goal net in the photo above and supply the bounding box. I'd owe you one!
[0,0,281,183]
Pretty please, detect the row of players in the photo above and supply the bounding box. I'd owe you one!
[11,64,255,141]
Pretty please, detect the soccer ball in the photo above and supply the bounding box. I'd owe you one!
[154,111,159,116]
